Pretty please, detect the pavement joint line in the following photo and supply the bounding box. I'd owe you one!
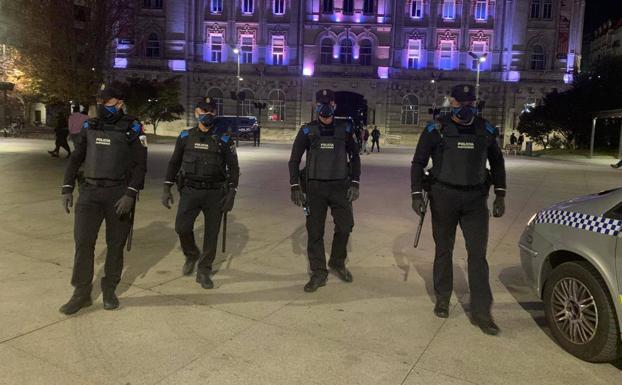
[407,366,483,385]
[0,316,73,346]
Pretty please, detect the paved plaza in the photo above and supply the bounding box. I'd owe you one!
[0,138,621,385]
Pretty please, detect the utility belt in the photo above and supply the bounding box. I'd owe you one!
[84,178,125,187]
[183,178,225,190]
[433,179,487,192]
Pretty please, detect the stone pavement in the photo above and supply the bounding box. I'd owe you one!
[0,138,621,385]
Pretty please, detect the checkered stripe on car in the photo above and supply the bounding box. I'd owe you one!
[535,210,622,236]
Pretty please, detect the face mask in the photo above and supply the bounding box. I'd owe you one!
[97,104,123,121]
[197,113,215,127]
[451,106,477,123]
[316,103,335,118]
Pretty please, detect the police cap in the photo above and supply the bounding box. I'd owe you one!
[97,87,123,102]
[316,89,335,104]
[196,97,217,112]
[450,84,476,102]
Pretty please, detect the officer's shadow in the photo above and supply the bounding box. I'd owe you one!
[211,214,250,273]
[92,221,178,299]
[290,222,353,274]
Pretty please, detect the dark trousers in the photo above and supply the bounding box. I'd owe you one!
[175,187,224,274]
[305,180,354,277]
[69,133,81,150]
[371,139,380,152]
[72,184,131,295]
[54,131,71,154]
[429,184,492,317]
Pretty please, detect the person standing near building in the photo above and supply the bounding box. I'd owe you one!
[411,84,506,335]
[161,98,239,289]
[48,112,71,158]
[68,105,89,150]
[288,89,361,292]
[517,133,525,150]
[371,125,380,153]
[59,87,147,314]
[509,132,517,145]
[361,126,370,154]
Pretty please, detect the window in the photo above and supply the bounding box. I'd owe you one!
[363,0,374,15]
[268,90,285,121]
[543,0,552,19]
[241,36,253,63]
[322,0,333,13]
[343,0,354,14]
[240,90,255,116]
[530,45,545,71]
[320,38,333,64]
[143,0,163,9]
[242,0,253,14]
[407,39,421,69]
[471,42,486,70]
[340,39,353,64]
[401,95,419,125]
[273,0,285,15]
[439,41,453,69]
[359,40,372,66]
[207,88,224,115]
[210,35,222,63]
[530,0,541,19]
[442,0,455,19]
[411,0,423,18]
[146,33,160,57]
[211,0,222,13]
[272,36,285,65]
[475,0,487,20]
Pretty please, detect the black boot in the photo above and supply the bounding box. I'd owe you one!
[196,271,214,289]
[328,264,353,283]
[182,258,197,276]
[59,292,92,315]
[102,289,119,310]
[304,274,327,293]
[472,314,500,336]
[434,300,450,319]
[179,233,200,276]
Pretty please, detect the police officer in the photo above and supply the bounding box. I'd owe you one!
[289,89,361,292]
[161,98,239,289]
[59,87,147,315]
[411,84,506,335]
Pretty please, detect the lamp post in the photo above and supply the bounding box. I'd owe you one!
[468,52,487,105]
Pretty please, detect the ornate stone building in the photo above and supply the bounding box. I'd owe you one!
[112,0,586,142]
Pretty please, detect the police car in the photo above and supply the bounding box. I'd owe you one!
[519,188,622,362]
[211,116,259,141]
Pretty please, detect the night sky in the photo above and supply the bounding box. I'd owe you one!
[584,0,622,33]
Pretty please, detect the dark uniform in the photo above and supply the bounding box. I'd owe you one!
[289,89,361,292]
[163,102,239,289]
[411,84,506,334]
[60,88,147,314]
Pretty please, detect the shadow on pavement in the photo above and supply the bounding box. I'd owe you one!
[213,214,250,272]
[498,266,548,330]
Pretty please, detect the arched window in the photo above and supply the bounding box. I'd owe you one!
[530,45,545,71]
[340,39,353,65]
[268,89,285,121]
[146,33,160,57]
[401,95,419,125]
[240,89,255,116]
[207,88,224,115]
[320,38,334,64]
[359,40,372,66]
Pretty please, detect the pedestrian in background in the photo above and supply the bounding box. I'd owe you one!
[510,133,517,145]
[371,125,380,153]
[68,105,89,150]
[518,134,525,149]
[362,126,370,154]
[48,112,71,158]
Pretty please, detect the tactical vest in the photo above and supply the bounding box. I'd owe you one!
[83,117,133,181]
[181,129,226,181]
[433,116,489,187]
[306,121,349,181]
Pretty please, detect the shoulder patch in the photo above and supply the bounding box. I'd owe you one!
[221,134,230,143]
[303,126,310,135]
[82,121,90,129]
[485,121,497,135]
[426,121,439,133]
[131,121,143,134]
[180,130,189,138]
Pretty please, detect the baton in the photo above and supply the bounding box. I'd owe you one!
[221,212,227,253]
[413,191,429,248]
[126,192,138,252]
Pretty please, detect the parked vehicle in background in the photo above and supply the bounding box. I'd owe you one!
[212,115,259,143]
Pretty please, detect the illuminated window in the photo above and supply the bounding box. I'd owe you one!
[530,45,545,71]
[340,39,353,64]
[442,0,455,20]
[273,0,285,15]
[322,0,333,13]
[241,36,253,63]
[272,36,285,65]
[475,0,487,21]
[411,0,422,18]
[268,90,285,121]
[207,88,224,115]
[343,0,354,15]
[146,33,160,57]
[439,41,453,69]
[320,38,333,64]
[359,40,372,66]
[543,0,552,19]
[407,39,421,69]
[401,95,419,125]
[242,0,254,14]
[363,0,374,15]
[530,0,541,19]
[471,42,486,70]
[211,0,222,13]
[210,35,223,63]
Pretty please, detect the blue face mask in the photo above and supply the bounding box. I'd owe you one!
[316,103,335,118]
[197,113,215,127]
[451,106,477,122]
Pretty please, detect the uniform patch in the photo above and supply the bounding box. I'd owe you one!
[457,141,475,150]
[426,121,439,133]
[303,126,310,135]
[83,121,90,129]
[485,122,497,135]
[535,209,622,237]
[320,143,335,150]
[131,121,143,134]
[139,135,148,147]
[194,143,209,150]
[180,130,189,138]
[221,134,230,143]
[95,138,111,146]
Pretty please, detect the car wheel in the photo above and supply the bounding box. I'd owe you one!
[543,261,621,362]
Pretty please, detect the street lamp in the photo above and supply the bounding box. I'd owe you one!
[232,47,241,96]
[468,52,487,104]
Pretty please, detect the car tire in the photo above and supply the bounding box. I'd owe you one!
[543,261,622,362]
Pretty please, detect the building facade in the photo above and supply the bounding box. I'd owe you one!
[585,18,622,69]
[112,0,586,143]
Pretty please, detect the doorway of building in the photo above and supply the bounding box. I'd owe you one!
[334,91,368,128]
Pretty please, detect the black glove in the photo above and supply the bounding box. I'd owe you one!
[290,185,305,207]
[161,184,174,209]
[493,196,505,218]
[62,192,73,214]
[412,193,426,217]
[221,188,236,212]
[114,195,135,216]
[346,183,360,202]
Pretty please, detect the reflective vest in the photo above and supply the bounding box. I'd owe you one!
[306,121,349,181]
[181,128,226,181]
[433,116,489,187]
[83,117,133,181]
